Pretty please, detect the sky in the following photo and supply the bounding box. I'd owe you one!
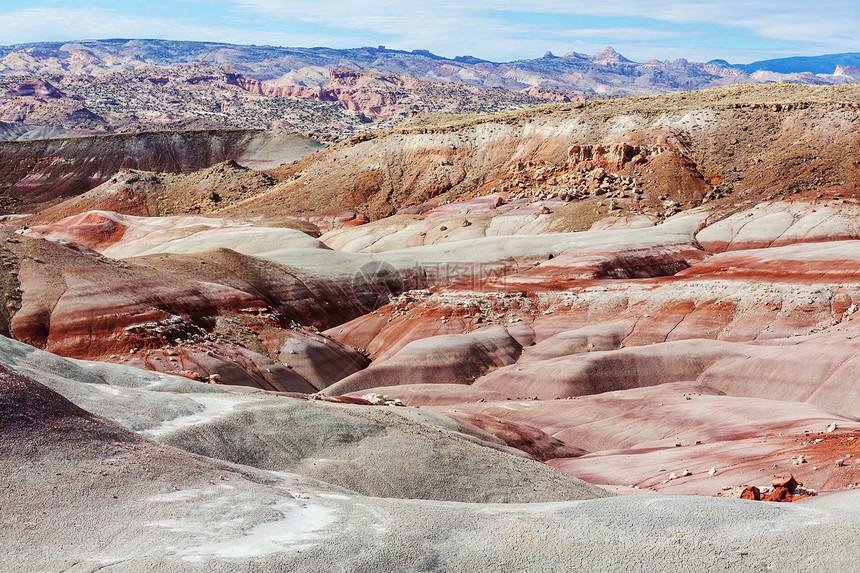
[0,1,857,64]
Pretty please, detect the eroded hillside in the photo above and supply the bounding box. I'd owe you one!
[244,84,860,222]
[1,80,860,571]
[0,129,321,211]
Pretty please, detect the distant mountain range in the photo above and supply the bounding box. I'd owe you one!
[723,52,860,75]
[2,39,858,97]
[0,39,858,140]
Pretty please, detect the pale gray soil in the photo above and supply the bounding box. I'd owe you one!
[159,397,608,502]
[4,426,859,573]
[3,320,859,572]
[0,335,606,503]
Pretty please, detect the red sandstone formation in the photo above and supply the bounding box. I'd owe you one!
[2,228,401,391]
[325,327,523,395]
[740,486,761,501]
[231,69,412,120]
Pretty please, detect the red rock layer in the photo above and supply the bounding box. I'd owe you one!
[232,69,438,120]
[325,327,522,395]
[4,237,385,391]
[443,411,587,462]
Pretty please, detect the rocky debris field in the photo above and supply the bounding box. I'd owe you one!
[1,82,860,570]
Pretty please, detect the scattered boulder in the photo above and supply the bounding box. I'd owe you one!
[740,486,761,501]
[764,487,793,502]
[772,474,799,490]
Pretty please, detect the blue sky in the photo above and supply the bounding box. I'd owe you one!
[0,1,857,63]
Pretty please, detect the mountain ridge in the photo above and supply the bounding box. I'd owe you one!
[1,39,858,139]
[3,38,858,74]
[3,39,858,89]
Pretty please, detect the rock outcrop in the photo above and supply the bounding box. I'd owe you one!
[0,129,321,209]
[226,85,860,221]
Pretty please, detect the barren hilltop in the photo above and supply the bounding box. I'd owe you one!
[0,40,859,572]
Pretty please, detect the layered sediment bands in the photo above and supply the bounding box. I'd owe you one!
[472,336,860,417]
[2,233,407,390]
[120,344,318,392]
[550,430,860,496]
[324,327,523,395]
[426,381,860,495]
[517,242,707,280]
[232,86,860,221]
[696,199,860,252]
[428,380,860,452]
[440,411,588,462]
[0,129,321,208]
[23,211,329,258]
[475,339,736,398]
[265,329,369,389]
[316,196,860,496]
[676,240,860,283]
[318,196,860,474]
[517,320,635,363]
[328,275,860,366]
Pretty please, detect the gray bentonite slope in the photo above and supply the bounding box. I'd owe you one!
[0,335,606,503]
[2,336,860,572]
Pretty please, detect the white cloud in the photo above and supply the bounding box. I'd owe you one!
[555,28,688,43]
[231,0,860,61]
[0,6,338,49]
